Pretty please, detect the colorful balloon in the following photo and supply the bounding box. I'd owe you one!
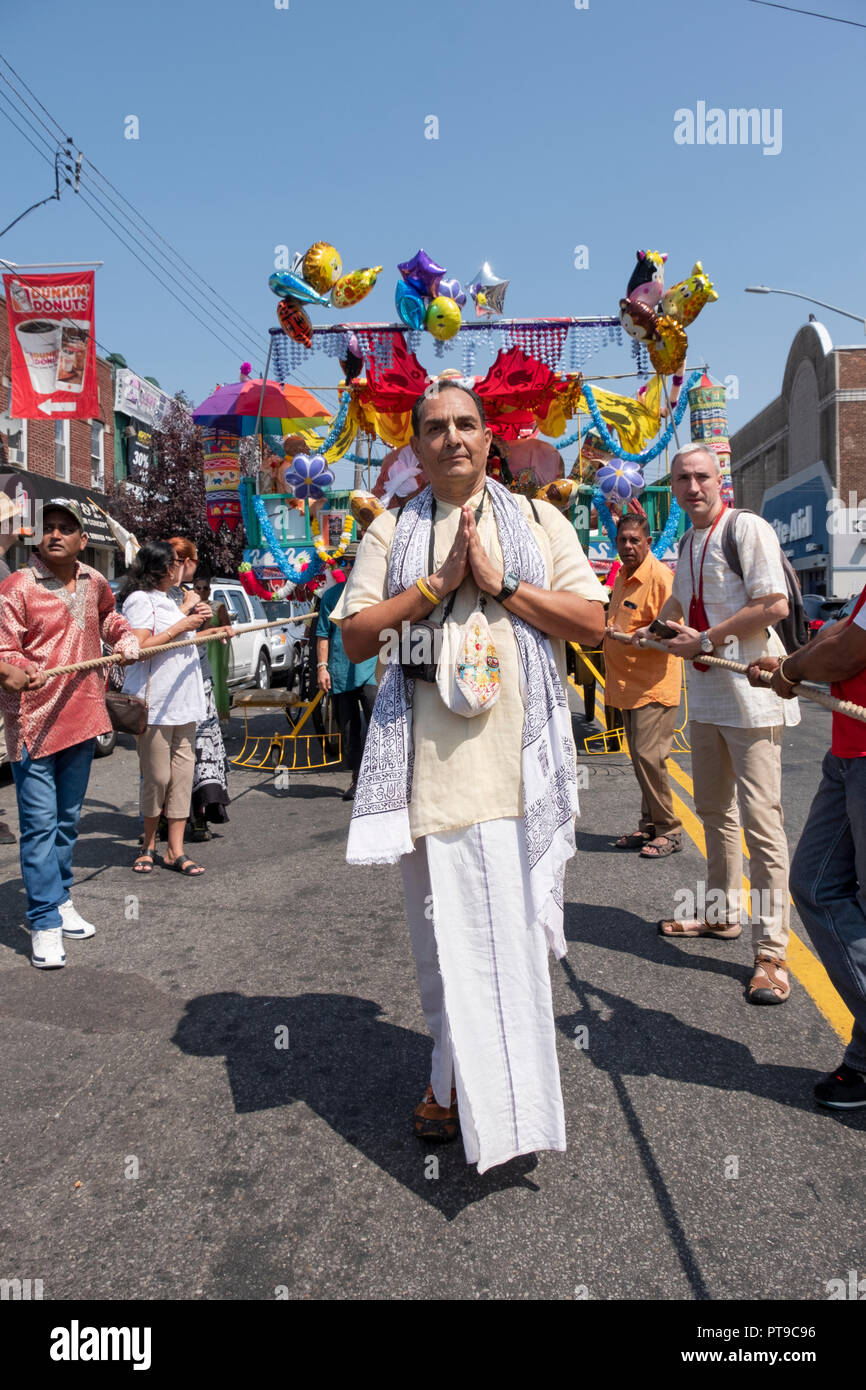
[302,242,342,294]
[625,250,668,306]
[534,479,580,511]
[596,460,645,504]
[397,249,446,298]
[661,261,718,326]
[469,263,509,317]
[648,314,688,378]
[277,297,312,347]
[619,297,660,344]
[438,276,467,308]
[350,490,385,528]
[425,295,462,340]
[268,271,331,307]
[339,332,364,383]
[331,266,382,308]
[395,280,427,329]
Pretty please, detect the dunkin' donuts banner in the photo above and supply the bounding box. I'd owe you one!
[3,271,98,419]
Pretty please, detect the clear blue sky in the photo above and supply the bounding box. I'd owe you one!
[3,0,865,486]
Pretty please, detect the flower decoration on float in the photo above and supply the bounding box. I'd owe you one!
[311,512,354,567]
[595,459,646,505]
[282,454,336,500]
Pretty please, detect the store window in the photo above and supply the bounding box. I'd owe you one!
[55,420,70,481]
[90,421,104,490]
[1,378,27,467]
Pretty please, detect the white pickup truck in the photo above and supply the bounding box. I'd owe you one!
[209,578,297,690]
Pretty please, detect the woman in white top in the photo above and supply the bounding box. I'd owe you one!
[118,541,213,876]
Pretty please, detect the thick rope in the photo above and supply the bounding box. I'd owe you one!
[40,617,315,679]
[606,629,866,726]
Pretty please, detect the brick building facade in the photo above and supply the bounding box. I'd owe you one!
[730,322,866,597]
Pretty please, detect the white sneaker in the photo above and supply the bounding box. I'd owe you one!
[31,927,66,969]
[58,899,96,939]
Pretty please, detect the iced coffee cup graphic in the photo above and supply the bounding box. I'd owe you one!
[15,319,62,394]
[55,321,90,393]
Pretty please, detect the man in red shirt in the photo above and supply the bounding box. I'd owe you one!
[749,590,866,1108]
[0,500,138,969]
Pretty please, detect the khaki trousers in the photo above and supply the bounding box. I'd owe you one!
[621,702,682,838]
[689,721,790,959]
[138,722,196,819]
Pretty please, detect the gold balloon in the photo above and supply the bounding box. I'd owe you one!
[535,479,580,511]
[303,242,342,294]
[331,266,383,309]
[350,490,384,528]
[425,295,462,340]
[648,315,687,377]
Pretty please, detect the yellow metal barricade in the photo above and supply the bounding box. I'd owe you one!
[231,689,342,771]
[568,642,690,756]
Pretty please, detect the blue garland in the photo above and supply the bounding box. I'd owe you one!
[651,498,683,558]
[252,495,323,584]
[580,370,701,464]
[311,389,351,457]
[591,491,619,544]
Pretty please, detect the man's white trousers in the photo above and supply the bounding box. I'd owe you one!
[401,817,566,1174]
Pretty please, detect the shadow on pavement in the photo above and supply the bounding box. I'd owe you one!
[173,990,540,1220]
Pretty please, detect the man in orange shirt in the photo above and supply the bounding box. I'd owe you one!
[604,514,683,858]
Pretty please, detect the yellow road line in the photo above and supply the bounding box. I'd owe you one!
[582,694,853,1041]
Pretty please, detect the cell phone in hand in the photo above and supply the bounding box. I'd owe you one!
[649,618,679,640]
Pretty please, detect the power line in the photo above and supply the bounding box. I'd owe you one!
[0,53,332,402]
[0,81,265,368]
[747,0,866,28]
[0,51,265,346]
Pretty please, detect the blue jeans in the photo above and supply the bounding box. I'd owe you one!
[11,739,96,932]
[790,750,866,1072]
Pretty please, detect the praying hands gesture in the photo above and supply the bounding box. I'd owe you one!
[427,504,503,601]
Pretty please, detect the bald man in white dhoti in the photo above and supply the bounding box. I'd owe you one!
[333,381,606,1173]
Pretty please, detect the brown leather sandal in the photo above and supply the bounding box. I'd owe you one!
[748,955,790,1005]
[613,830,651,850]
[640,834,683,859]
[658,918,742,938]
[413,1085,459,1142]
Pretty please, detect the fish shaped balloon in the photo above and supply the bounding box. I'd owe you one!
[268,272,331,307]
[331,266,383,308]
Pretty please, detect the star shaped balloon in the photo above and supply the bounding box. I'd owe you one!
[397,249,446,298]
[468,262,509,318]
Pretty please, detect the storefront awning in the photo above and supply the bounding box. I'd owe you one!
[0,470,117,548]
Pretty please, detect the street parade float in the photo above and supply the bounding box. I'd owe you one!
[193,239,732,598]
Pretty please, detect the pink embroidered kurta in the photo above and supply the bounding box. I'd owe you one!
[0,556,139,761]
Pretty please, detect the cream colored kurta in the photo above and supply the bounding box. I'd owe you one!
[331,488,607,841]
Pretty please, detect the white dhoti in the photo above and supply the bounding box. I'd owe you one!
[401,817,566,1174]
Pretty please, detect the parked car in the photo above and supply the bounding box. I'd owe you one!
[811,593,858,638]
[209,579,293,689]
[260,596,314,690]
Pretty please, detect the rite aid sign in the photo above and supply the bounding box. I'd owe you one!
[761,462,831,563]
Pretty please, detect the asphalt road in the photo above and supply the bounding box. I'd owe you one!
[0,697,863,1304]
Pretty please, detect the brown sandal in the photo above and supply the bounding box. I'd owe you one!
[658,918,742,939]
[640,834,683,859]
[413,1085,459,1142]
[748,955,790,1005]
[613,830,651,850]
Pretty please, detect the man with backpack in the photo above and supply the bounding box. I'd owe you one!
[635,443,800,1005]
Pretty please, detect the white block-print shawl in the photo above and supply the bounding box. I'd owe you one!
[346,477,579,958]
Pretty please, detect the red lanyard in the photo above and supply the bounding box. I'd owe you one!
[688,505,726,610]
